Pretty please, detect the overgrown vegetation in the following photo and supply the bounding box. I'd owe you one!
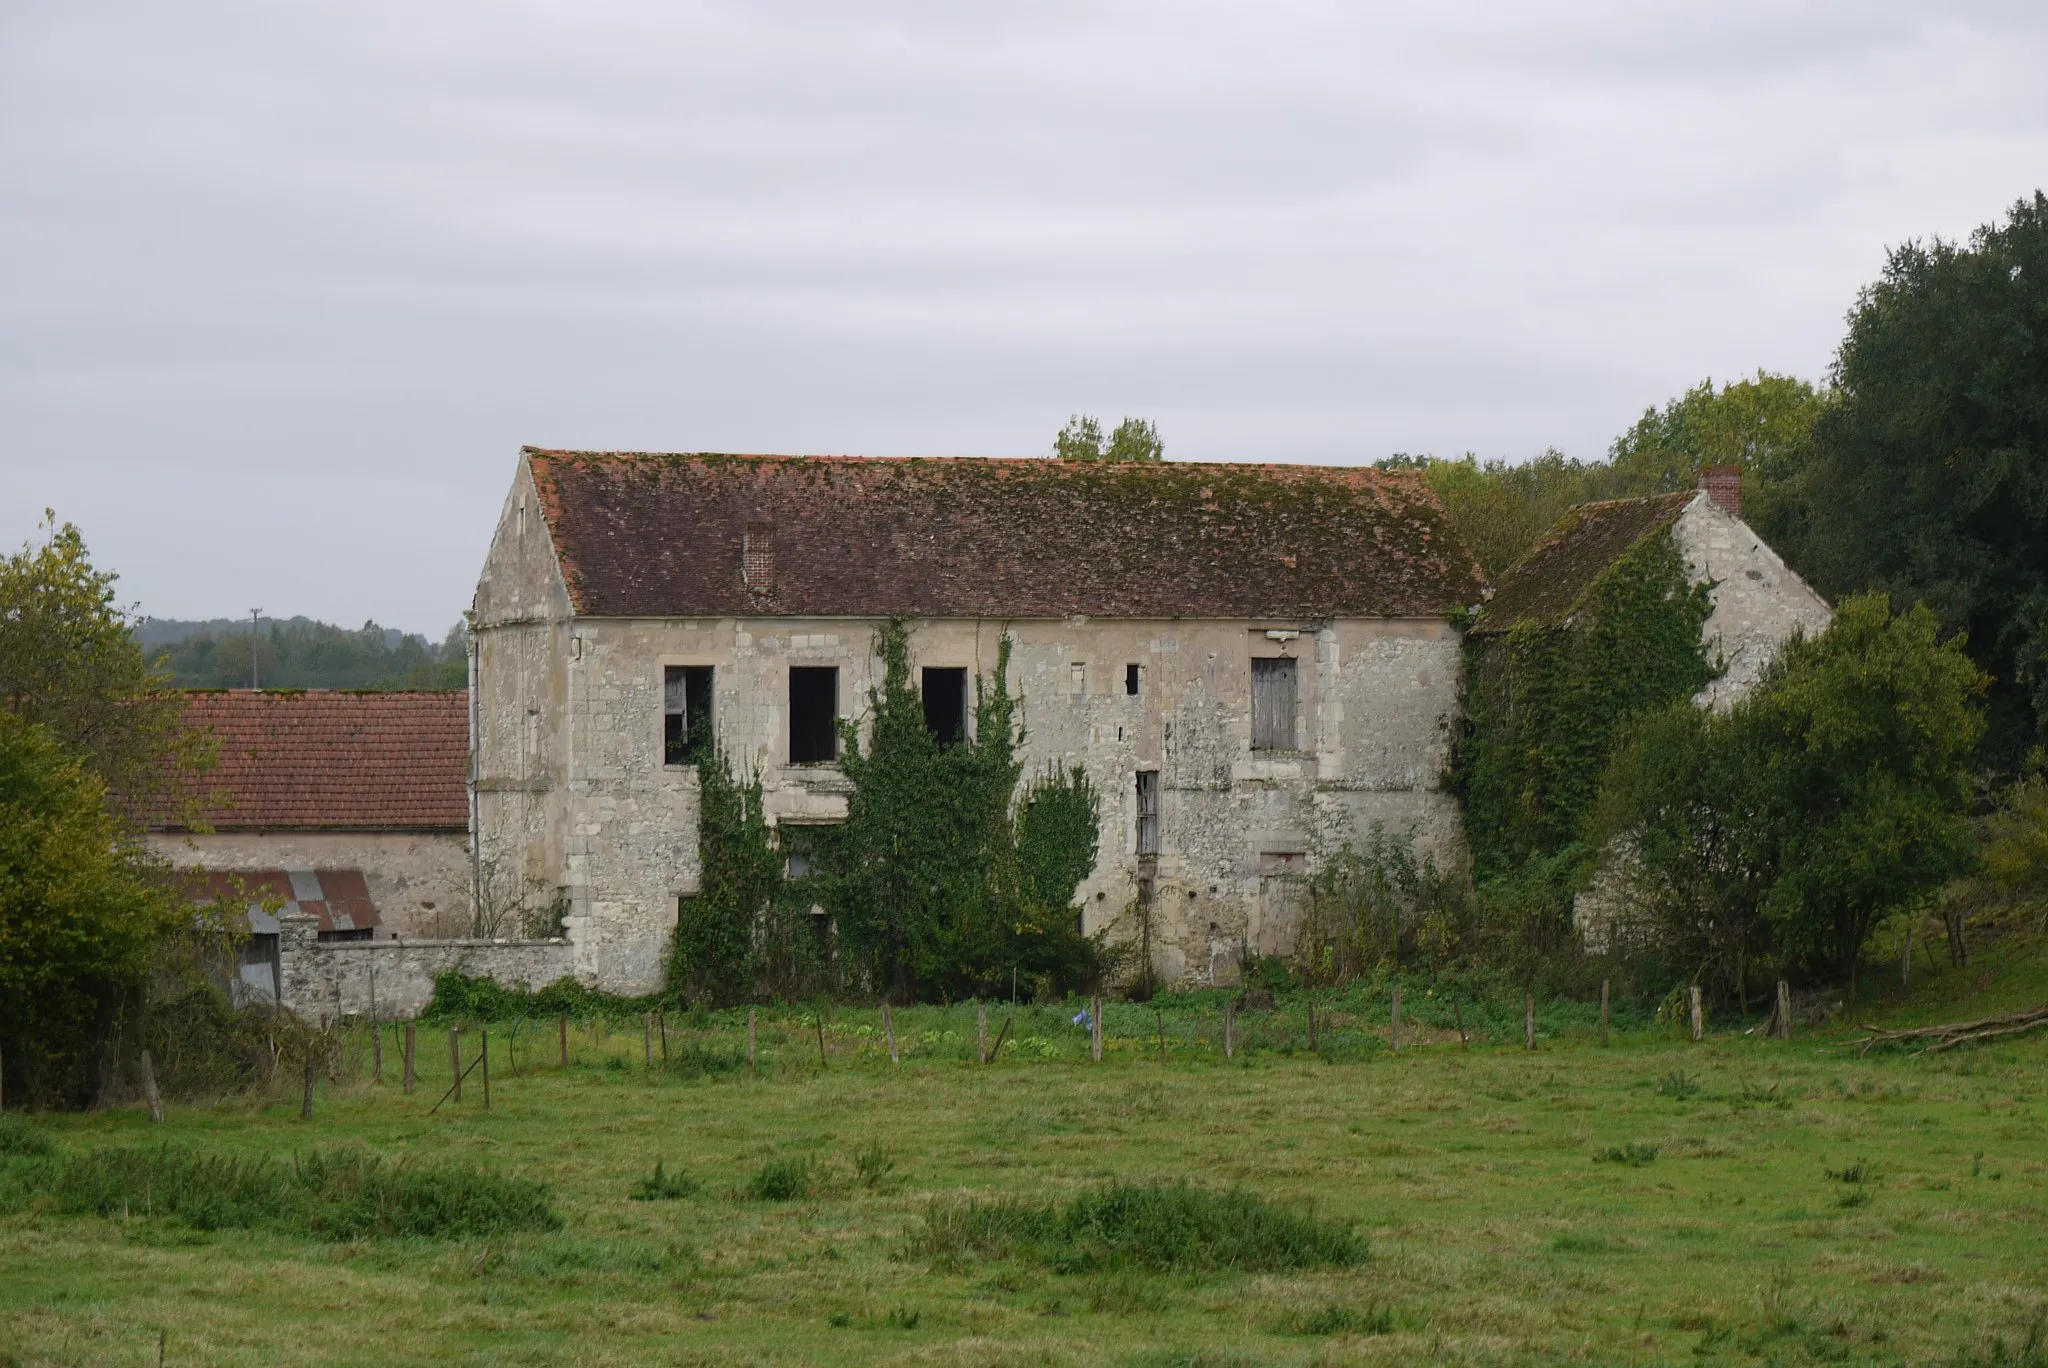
[38,1145,559,1239]
[917,1180,1363,1273]
[144,615,469,691]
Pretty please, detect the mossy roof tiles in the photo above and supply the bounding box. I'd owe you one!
[1472,492,1697,633]
[525,449,1484,620]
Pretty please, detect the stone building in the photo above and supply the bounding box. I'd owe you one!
[1472,469,1833,950]
[471,448,1486,994]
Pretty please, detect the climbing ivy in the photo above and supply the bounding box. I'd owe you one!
[667,747,816,1005]
[832,621,1102,1001]
[1453,528,1717,886]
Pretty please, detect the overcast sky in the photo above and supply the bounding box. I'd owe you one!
[5,2,2045,635]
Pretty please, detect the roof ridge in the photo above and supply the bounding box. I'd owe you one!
[521,447,1418,480]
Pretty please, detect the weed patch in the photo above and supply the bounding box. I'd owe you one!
[1657,1069,1703,1100]
[854,1141,895,1192]
[1593,1142,1660,1167]
[49,1146,559,1239]
[0,1115,54,1159]
[918,1180,1364,1273]
[629,1161,700,1201]
[745,1156,823,1201]
[1282,1303,1395,1336]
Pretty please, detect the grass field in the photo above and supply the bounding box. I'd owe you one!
[3,953,2047,1367]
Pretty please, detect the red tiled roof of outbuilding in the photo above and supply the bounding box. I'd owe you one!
[523,449,1486,621]
[162,690,469,831]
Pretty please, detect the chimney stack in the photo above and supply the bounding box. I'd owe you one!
[1700,465,1742,520]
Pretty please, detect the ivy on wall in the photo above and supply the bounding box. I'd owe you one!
[666,748,806,1004]
[1454,528,1717,886]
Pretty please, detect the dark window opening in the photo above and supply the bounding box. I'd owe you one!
[1125,663,1142,696]
[1136,769,1160,855]
[1251,657,1298,751]
[922,666,968,745]
[790,666,839,763]
[664,665,714,765]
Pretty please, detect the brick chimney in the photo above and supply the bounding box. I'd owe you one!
[1700,465,1742,519]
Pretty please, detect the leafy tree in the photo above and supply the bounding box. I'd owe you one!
[1383,451,1656,581]
[1053,415,1164,463]
[151,616,468,690]
[1601,596,1986,986]
[1609,372,1827,490]
[0,517,210,826]
[1793,192,2048,760]
[0,712,183,1107]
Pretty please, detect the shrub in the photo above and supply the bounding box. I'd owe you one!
[746,1156,822,1202]
[1593,1143,1659,1167]
[1656,1069,1702,1100]
[854,1141,895,1192]
[1284,1303,1395,1336]
[50,1145,559,1239]
[629,1161,700,1202]
[918,1180,1364,1273]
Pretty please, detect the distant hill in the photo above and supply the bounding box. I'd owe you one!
[137,616,468,691]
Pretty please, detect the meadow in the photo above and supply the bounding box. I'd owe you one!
[2,970,2046,1367]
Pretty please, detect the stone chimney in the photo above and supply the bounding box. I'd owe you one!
[1700,465,1742,519]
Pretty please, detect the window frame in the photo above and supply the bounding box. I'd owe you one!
[788,665,840,765]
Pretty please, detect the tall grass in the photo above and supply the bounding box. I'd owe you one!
[918,1180,1363,1273]
[50,1146,559,1239]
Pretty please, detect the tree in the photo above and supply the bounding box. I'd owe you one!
[1793,192,2048,761]
[1053,415,1164,463]
[0,517,210,825]
[1601,596,1987,987]
[0,712,182,1107]
[1383,451,1656,581]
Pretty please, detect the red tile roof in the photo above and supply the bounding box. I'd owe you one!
[524,450,1485,621]
[164,691,469,831]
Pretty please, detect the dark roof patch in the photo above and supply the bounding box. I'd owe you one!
[1473,492,1696,633]
[525,450,1484,620]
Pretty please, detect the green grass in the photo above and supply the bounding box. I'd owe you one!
[1,976,2046,1365]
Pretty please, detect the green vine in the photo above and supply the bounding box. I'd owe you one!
[1453,528,1717,885]
[667,748,817,1004]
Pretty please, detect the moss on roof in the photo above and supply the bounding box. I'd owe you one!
[1471,492,1696,633]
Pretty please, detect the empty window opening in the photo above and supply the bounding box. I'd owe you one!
[789,666,839,763]
[1251,657,1298,751]
[1136,769,1160,855]
[743,522,775,591]
[663,665,714,765]
[1125,663,1143,696]
[922,666,968,746]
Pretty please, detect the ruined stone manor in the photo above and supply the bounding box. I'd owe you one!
[471,448,1488,995]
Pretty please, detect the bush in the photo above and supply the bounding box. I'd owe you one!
[918,1180,1364,1273]
[629,1161,700,1202]
[745,1156,822,1201]
[1592,1143,1659,1167]
[50,1145,559,1239]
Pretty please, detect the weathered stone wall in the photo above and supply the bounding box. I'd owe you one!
[275,913,574,1020]
[149,830,472,938]
[1673,494,1833,710]
[474,597,1466,991]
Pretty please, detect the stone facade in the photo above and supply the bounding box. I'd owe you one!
[471,451,1482,993]
[1670,493,1833,710]
[275,912,573,1020]
[150,830,473,939]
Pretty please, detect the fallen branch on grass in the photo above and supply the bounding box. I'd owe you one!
[1854,1002,2048,1056]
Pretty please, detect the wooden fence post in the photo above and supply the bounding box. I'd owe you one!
[1688,985,1704,1042]
[1155,1008,1167,1067]
[1090,995,1103,1062]
[480,1030,491,1110]
[882,1002,899,1066]
[1901,923,1914,988]
[747,1008,757,1076]
[1307,1000,1319,1052]
[1775,980,1793,1040]
[403,1023,416,1094]
[1223,1000,1235,1059]
[449,1028,462,1103]
[977,1003,988,1066]
[660,1012,670,1066]
[301,1052,316,1120]
[559,1015,569,1070]
[642,1015,653,1069]
[139,1049,165,1124]
[1600,980,1611,1046]
[1453,999,1469,1051]
[1524,993,1536,1052]
[1390,987,1402,1054]
[368,966,382,1084]
[814,1010,827,1068]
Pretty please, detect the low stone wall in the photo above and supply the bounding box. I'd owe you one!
[276,913,576,1020]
